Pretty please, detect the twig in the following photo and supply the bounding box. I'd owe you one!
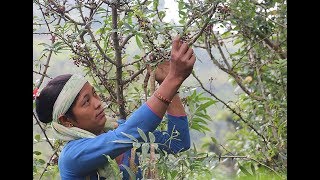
[205,34,264,101]
[33,71,52,79]
[33,113,58,157]
[39,147,61,180]
[111,4,126,119]
[86,26,116,65]
[36,2,63,89]
[123,66,147,85]
[120,33,135,48]
[191,72,270,148]
[212,32,231,69]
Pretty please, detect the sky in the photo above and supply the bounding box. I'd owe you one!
[163,0,179,23]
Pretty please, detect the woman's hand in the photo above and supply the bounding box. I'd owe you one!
[146,35,196,118]
[155,60,170,84]
[167,35,196,83]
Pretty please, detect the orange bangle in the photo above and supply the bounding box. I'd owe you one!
[154,91,172,105]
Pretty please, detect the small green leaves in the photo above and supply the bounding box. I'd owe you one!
[33,151,41,156]
[34,134,40,142]
[238,163,252,177]
[122,164,136,180]
[135,35,143,49]
[149,132,155,143]
[137,128,147,142]
[121,132,138,142]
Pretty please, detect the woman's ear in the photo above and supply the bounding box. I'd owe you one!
[58,116,74,127]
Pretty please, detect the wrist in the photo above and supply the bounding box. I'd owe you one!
[165,73,184,86]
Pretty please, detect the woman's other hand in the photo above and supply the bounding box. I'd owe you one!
[155,60,170,85]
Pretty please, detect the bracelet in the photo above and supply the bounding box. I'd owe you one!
[154,91,172,105]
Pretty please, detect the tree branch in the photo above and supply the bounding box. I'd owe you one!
[33,113,59,157]
[123,66,147,85]
[120,33,135,48]
[205,34,264,101]
[191,72,269,148]
[86,26,116,65]
[111,4,126,119]
[39,147,60,179]
[212,31,231,69]
[33,71,53,79]
[35,3,60,89]
[256,30,286,59]
[188,5,217,46]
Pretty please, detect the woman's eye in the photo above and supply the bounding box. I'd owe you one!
[83,98,89,106]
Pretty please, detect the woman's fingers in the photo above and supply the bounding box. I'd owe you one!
[171,35,181,54]
[183,47,194,61]
[178,42,189,56]
[188,54,196,66]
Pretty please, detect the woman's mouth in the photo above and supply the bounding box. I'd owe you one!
[96,110,106,120]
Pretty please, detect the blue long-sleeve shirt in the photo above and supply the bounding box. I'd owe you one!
[58,103,190,179]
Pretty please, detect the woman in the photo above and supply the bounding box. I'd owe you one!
[35,36,196,179]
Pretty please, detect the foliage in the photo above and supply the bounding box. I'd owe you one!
[33,0,286,179]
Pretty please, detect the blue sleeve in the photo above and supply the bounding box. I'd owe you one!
[152,114,190,154]
[59,103,162,176]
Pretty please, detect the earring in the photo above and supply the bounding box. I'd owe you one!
[69,123,74,127]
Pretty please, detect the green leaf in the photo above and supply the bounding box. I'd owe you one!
[137,128,147,142]
[234,38,243,46]
[221,31,231,38]
[195,111,211,120]
[141,143,150,157]
[178,1,184,11]
[33,166,37,173]
[135,35,143,49]
[104,155,122,180]
[158,11,166,20]
[133,142,141,149]
[153,0,159,11]
[211,137,218,144]
[35,134,40,142]
[171,170,178,178]
[193,142,197,153]
[133,55,140,59]
[238,163,252,176]
[121,164,136,180]
[179,19,185,24]
[112,140,134,144]
[127,12,133,25]
[196,100,215,112]
[38,159,46,165]
[192,117,208,125]
[197,124,211,132]
[124,23,134,31]
[121,132,138,142]
[33,151,41,156]
[149,132,155,143]
[251,163,256,176]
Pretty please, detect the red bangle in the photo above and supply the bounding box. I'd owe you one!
[154,91,172,105]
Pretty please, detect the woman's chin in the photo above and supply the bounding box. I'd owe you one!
[100,116,107,124]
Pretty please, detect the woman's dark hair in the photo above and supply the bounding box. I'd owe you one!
[35,74,78,123]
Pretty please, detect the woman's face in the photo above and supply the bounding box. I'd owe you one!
[72,82,106,135]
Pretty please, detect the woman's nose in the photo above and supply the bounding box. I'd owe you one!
[93,97,102,109]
